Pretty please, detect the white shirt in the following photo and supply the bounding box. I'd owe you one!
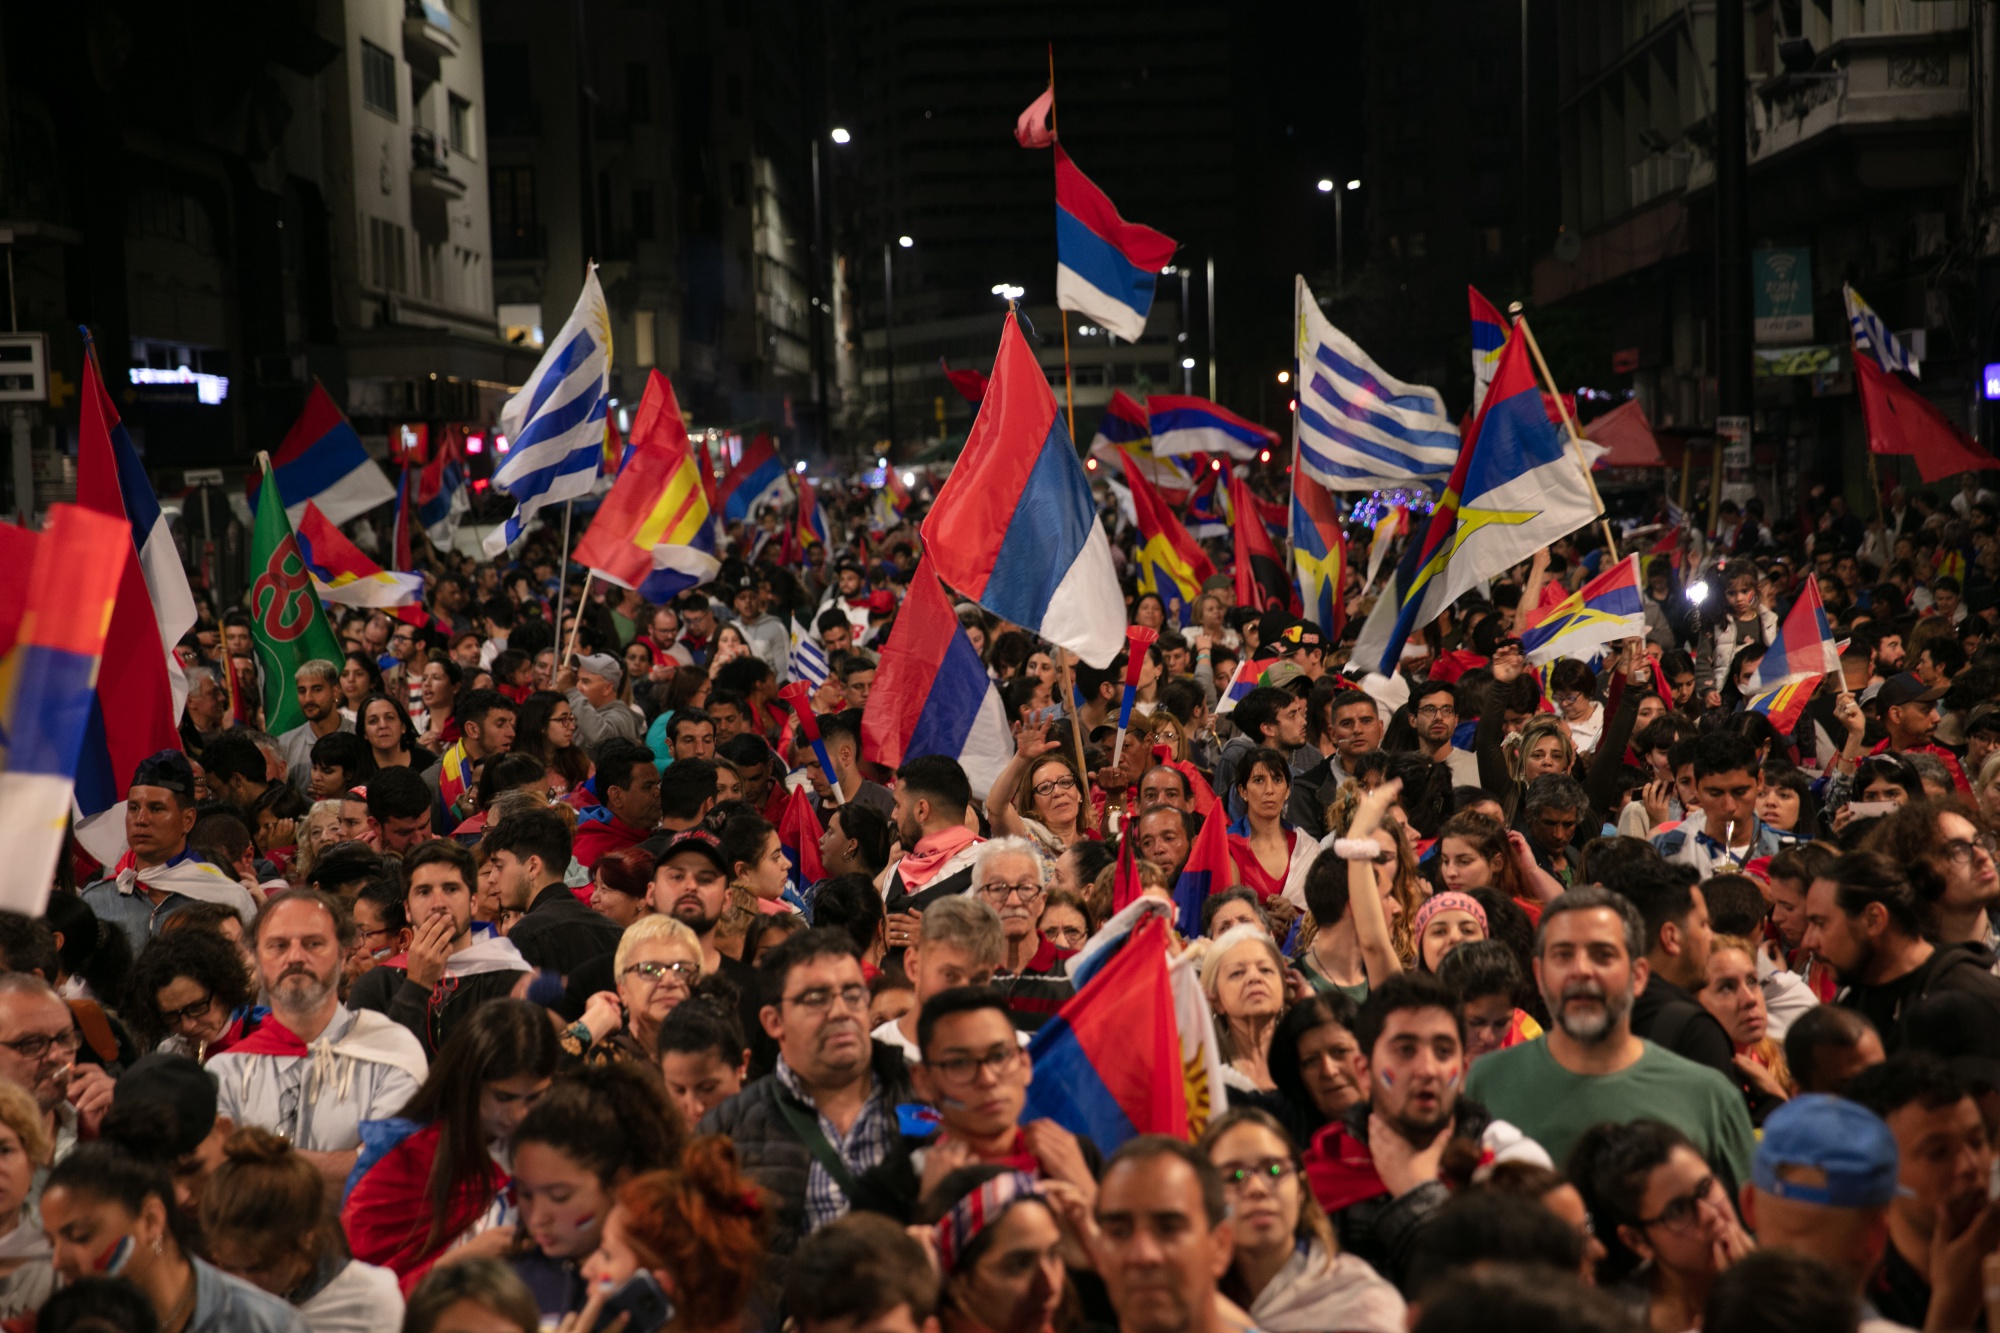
[210,1006,427,1154]
[299,1259,404,1333]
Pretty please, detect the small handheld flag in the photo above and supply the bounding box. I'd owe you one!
[1750,575,1839,689]
[1745,674,1822,735]
[788,617,828,689]
[1113,625,1159,769]
[1519,555,1645,665]
[1171,805,1237,938]
[780,681,836,787]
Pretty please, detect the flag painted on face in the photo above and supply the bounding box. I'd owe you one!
[1171,804,1237,938]
[1469,285,1510,415]
[247,464,346,735]
[1232,470,1295,616]
[1053,145,1178,343]
[714,433,789,524]
[1290,470,1347,641]
[1294,274,1459,492]
[1745,674,1822,735]
[0,504,129,913]
[1148,395,1281,462]
[1751,575,1840,689]
[1022,910,1187,1151]
[571,371,723,606]
[72,338,197,865]
[294,503,426,608]
[859,557,1014,799]
[1349,327,1602,677]
[260,380,398,527]
[484,266,612,554]
[1519,555,1645,666]
[1120,452,1214,626]
[922,312,1125,668]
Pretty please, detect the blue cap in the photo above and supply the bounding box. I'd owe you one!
[1753,1095,1901,1208]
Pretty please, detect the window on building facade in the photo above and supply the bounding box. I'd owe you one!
[368,216,408,293]
[449,94,474,158]
[361,40,397,118]
[634,310,656,367]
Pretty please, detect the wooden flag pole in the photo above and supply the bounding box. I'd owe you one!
[1048,43,1078,444]
[1511,308,1620,561]
[563,569,595,668]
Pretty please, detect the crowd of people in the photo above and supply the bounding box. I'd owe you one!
[13,470,2000,1333]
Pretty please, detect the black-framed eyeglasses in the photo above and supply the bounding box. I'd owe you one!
[624,960,699,988]
[1943,835,1999,864]
[1032,775,1078,798]
[0,1029,82,1061]
[979,882,1045,904]
[1217,1157,1296,1192]
[1635,1175,1718,1231]
[924,1045,1023,1084]
[784,984,869,1013]
[1415,705,1457,719]
[159,992,218,1027]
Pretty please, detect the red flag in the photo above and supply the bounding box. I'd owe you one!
[779,783,826,889]
[1015,85,1056,149]
[1230,471,1295,614]
[1856,355,1998,483]
[940,357,988,404]
[1111,821,1143,913]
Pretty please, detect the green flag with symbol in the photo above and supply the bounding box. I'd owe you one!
[248,461,343,733]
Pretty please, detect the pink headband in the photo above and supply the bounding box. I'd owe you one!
[934,1171,1042,1273]
[1415,891,1488,939]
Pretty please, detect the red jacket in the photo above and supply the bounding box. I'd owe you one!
[572,810,652,870]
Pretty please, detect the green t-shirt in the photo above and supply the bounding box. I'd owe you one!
[1297,950,1370,1006]
[1463,1036,1755,1190]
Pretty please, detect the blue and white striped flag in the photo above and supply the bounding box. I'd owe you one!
[484,266,612,554]
[1293,275,1460,492]
[788,617,828,689]
[1844,283,1920,378]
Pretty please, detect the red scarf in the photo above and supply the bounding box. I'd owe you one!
[225,1014,310,1058]
[897,826,979,890]
[1301,1117,1388,1214]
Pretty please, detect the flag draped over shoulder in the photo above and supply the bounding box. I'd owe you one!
[571,370,721,604]
[1350,325,1602,676]
[248,464,346,735]
[922,312,1124,668]
[484,266,611,554]
[1294,275,1459,492]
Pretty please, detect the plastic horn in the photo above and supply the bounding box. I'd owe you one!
[1111,624,1160,770]
[779,681,837,786]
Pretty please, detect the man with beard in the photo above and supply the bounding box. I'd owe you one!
[276,659,354,794]
[1464,886,1754,1190]
[1299,974,1549,1287]
[1846,1055,2000,1330]
[208,890,428,1186]
[884,756,984,918]
[1802,851,2000,1052]
[0,975,112,1165]
[700,928,913,1268]
[1412,680,1479,787]
[644,828,768,1070]
[349,841,533,1054]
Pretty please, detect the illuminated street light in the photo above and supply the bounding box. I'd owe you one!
[830,127,851,144]
[1347,179,1361,191]
[1316,179,1334,193]
[1276,370,1291,384]
[1181,356,1196,369]
[898,235,913,248]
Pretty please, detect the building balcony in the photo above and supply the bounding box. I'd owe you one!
[411,128,467,201]
[404,0,459,62]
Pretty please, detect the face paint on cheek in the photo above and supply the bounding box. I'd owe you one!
[572,1213,596,1229]
[95,1236,134,1276]
[1446,1070,1460,1088]
[1379,1070,1395,1088]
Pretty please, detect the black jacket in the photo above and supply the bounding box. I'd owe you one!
[1632,973,1786,1125]
[508,882,623,979]
[1323,1097,1505,1289]
[349,963,524,1057]
[697,1040,915,1265]
[1841,941,2000,1054]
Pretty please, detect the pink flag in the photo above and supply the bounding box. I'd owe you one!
[1015,86,1056,148]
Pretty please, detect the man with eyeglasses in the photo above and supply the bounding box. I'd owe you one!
[1302,973,1548,1288]
[975,839,1070,979]
[700,927,913,1267]
[0,974,110,1165]
[1411,681,1478,787]
[208,890,428,1187]
[1864,800,2000,965]
[851,986,1097,1221]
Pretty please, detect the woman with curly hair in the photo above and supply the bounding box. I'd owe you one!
[123,927,263,1059]
[513,691,592,798]
[574,1138,770,1333]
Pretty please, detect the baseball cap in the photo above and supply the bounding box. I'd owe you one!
[111,1054,218,1159]
[640,828,730,877]
[575,652,623,688]
[1966,703,2000,738]
[1876,671,1946,709]
[1752,1094,1901,1208]
[131,749,196,797]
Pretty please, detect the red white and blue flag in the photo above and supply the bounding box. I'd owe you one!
[1171,806,1236,938]
[1088,390,1190,497]
[1183,461,1229,538]
[794,475,830,551]
[1520,555,1645,665]
[715,434,788,524]
[1470,285,1510,415]
[1148,394,1281,462]
[1751,574,1841,689]
[859,558,1014,798]
[74,338,197,864]
[259,381,397,526]
[295,503,425,608]
[923,313,1125,668]
[416,426,469,545]
[0,504,129,910]
[1054,146,1178,344]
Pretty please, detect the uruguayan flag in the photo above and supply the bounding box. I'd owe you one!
[1844,283,1920,378]
[1293,274,1460,492]
[788,617,827,689]
[484,267,612,554]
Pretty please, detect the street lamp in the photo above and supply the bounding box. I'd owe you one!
[1324,177,1363,296]
[1276,370,1291,384]
[1316,179,1334,193]
[991,283,1025,302]
[898,235,913,249]
[830,127,851,144]
[884,238,911,454]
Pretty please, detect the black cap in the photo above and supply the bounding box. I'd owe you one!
[639,828,730,877]
[112,1054,217,1158]
[1877,672,1947,710]
[131,749,195,797]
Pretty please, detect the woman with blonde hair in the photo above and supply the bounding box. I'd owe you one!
[988,725,1095,855]
[1322,781,1422,967]
[564,916,704,1065]
[0,1081,51,1316]
[290,801,343,883]
[1507,715,1577,786]
[1698,934,1794,1124]
[1202,926,1289,1093]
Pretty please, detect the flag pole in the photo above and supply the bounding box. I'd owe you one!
[563,568,595,668]
[1511,308,1620,560]
[553,499,575,653]
[1048,42,1077,445]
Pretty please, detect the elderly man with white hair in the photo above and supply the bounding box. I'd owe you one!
[968,836,1078,1035]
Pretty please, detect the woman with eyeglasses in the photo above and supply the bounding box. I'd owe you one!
[566,917,705,1067]
[123,927,263,1060]
[514,690,592,799]
[1569,1118,1753,1331]
[987,722,1094,856]
[1197,1108,1404,1333]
